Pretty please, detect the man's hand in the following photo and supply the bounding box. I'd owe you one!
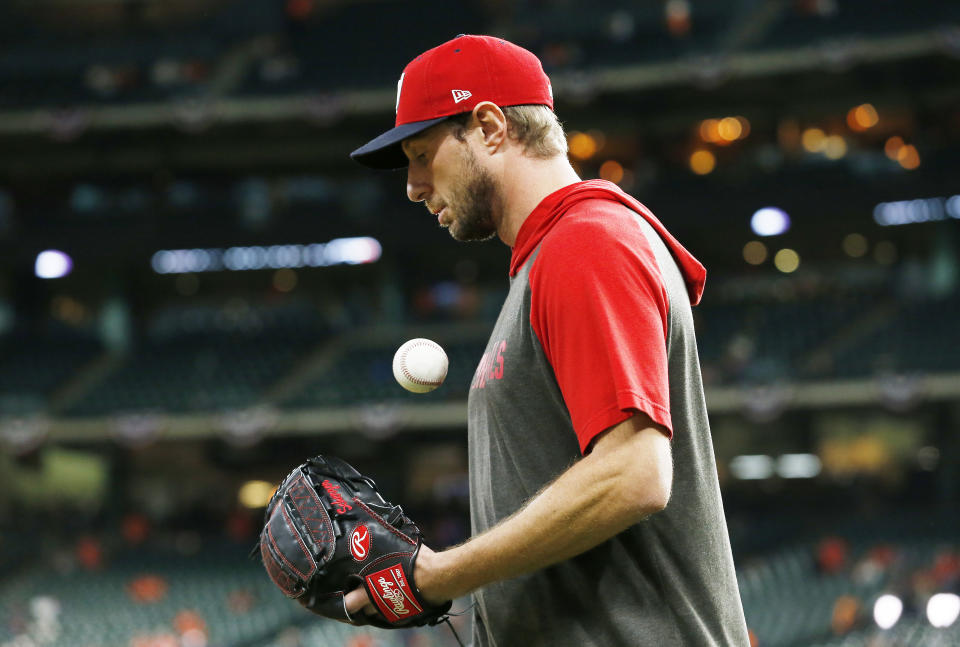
[343,586,376,621]
[344,544,448,622]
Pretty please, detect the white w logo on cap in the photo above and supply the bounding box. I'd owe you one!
[451,89,472,104]
[396,73,405,113]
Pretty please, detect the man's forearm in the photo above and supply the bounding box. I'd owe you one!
[417,415,672,602]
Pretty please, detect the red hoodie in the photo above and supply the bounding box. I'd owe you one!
[510,179,706,305]
[509,179,706,450]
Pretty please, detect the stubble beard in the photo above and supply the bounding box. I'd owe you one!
[444,147,499,243]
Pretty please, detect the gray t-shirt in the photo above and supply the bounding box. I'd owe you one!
[466,181,749,646]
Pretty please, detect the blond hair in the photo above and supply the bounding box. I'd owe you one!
[449,104,567,159]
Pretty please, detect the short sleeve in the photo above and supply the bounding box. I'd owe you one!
[528,205,673,453]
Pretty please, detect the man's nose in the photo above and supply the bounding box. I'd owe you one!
[406,169,430,203]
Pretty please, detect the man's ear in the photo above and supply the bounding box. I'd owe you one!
[471,102,507,153]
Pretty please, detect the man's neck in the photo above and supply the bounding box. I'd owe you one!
[495,155,582,247]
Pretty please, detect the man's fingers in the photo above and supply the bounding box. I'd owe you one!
[344,586,373,617]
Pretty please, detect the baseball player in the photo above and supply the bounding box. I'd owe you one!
[347,34,751,646]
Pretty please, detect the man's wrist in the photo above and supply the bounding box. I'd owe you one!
[414,544,462,604]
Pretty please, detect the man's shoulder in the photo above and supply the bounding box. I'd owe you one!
[539,197,649,256]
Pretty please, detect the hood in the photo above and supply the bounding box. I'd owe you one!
[510,180,706,305]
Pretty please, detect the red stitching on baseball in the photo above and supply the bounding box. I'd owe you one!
[399,340,444,386]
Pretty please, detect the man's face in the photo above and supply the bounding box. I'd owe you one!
[403,122,499,242]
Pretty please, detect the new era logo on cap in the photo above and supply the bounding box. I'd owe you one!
[451,89,472,104]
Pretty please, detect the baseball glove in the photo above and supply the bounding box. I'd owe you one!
[258,454,452,628]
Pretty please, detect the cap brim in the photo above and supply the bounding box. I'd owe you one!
[350,117,450,169]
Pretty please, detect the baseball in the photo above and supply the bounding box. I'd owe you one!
[392,338,448,393]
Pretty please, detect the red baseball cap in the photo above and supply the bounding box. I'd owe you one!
[350,34,554,169]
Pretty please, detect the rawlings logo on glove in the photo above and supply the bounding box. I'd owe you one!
[367,564,424,621]
[258,454,452,629]
[350,525,369,561]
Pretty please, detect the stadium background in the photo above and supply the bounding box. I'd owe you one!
[1,1,959,646]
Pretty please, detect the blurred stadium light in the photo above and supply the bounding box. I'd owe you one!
[873,594,903,630]
[150,237,382,274]
[874,195,960,226]
[34,250,73,279]
[238,480,277,509]
[775,454,822,479]
[927,593,960,628]
[750,207,791,236]
[729,455,775,480]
